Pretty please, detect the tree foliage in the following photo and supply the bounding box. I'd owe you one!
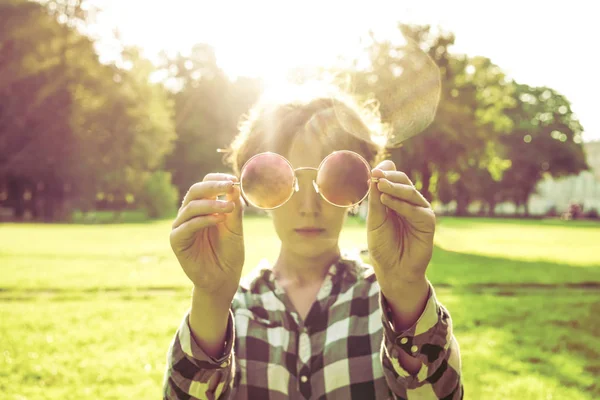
[0,4,589,220]
[0,0,175,220]
[348,24,587,215]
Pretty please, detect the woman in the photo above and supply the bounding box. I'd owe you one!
[163,83,463,399]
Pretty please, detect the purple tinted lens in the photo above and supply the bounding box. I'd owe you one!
[240,153,295,209]
[316,151,371,206]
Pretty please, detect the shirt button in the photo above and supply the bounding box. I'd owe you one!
[300,375,308,383]
[400,337,408,345]
[411,345,419,354]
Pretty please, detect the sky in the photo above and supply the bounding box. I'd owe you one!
[89,0,599,142]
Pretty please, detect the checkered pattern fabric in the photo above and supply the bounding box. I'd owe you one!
[163,255,463,399]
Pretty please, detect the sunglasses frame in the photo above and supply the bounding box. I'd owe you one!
[232,150,380,210]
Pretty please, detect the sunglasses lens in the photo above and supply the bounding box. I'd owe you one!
[240,153,295,209]
[316,151,371,207]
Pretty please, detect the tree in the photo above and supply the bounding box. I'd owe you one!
[499,84,588,215]
[160,44,261,199]
[349,24,514,214]
[0,0,175,220]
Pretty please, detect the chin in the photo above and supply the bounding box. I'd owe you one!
[287,237,338,259]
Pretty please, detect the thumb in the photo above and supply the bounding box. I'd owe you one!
[367,160,396,232]
[223,179,244,236]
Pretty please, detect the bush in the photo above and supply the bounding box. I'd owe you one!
[584,208,599,220]
[138,171,179,219]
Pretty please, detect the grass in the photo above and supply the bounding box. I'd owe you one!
[1,216,599,399]
[434,216,600,267]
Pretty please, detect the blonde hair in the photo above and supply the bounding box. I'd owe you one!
[223,82,389,175]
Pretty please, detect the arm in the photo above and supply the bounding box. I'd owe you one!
[166,174,245,399]
[163,288,236,400]
[379,279,463,399]
[366,163,462,398]
[385,278,430,375]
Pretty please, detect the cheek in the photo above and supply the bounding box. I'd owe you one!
[321,205,348,230]
[269,209,292,237]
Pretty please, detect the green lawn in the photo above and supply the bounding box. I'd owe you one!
[1,216,599,399]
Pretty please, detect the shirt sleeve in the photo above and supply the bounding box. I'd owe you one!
[163,309,236,400]
[379,280,463,399]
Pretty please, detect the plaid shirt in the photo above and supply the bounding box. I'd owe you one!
[163,254,463,399]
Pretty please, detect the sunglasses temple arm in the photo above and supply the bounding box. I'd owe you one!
[312,180,319,194]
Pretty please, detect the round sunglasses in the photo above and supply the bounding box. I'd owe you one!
[231,150,380,210]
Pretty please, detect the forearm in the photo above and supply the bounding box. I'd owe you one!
[164,292,236,400]
[189,286,233,359]
[382,277,429,375]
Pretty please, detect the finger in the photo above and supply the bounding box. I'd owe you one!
[173,199,235,229]
[202,173,238,183]
[374,159,396,173]
[367,160,396,231]
[223,181,244,236]
[201,174,243,222]
[377,180,430,208]
[380,193,435,225]
[378,170,413,186]
[181,179,236,208]
[203,173,244,235]
[170,214,226,248]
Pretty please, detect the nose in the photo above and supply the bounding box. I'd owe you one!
[295,178,322,216]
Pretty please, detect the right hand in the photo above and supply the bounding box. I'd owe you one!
[170,173,245,300]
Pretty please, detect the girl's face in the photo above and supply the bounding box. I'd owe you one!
[269,133,349,259]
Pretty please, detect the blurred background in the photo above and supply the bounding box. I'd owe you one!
[1,1,598,399]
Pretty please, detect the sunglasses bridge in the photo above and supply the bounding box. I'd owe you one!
[231,167,380,188]
[231,167,323,194]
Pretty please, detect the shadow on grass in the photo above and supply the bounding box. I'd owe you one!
[373,245,600,289]
[435,216,600,228]
[445,288,600,398]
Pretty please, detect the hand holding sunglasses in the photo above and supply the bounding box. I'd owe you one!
[366,160,435,328]
[170,173,245,301]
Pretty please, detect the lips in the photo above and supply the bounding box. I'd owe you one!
[295,227,325,236]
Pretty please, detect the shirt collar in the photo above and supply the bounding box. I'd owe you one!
[257,249,364,290]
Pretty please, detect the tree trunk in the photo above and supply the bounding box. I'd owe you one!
[8,177,25,220]
[514,199,521,216]
[454,180,470,216]
[455,199,468,216]
[478,202,486,216]
[43,179,67,222]
[487,200,496,217]
[31,184,43,220]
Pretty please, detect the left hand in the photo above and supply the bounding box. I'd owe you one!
[366,160,435,295]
